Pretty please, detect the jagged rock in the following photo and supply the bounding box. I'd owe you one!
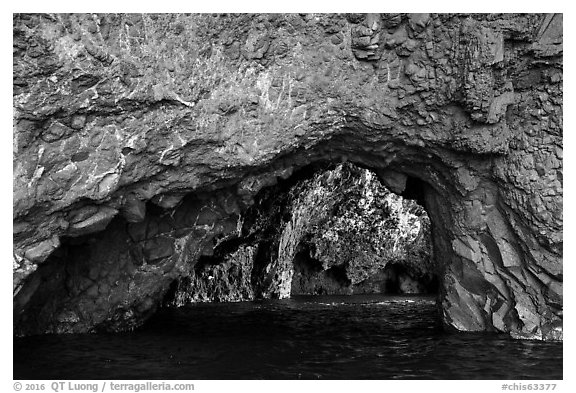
[170,245,259,304]
[13,13,563,341]
[286,164,433,295]
[121,194,146,223]
[150,193,185,209]
[383,13,403,29]
[70,115,87,130]
[351,14,381,61]
[22,236,60,263]
[41,121,73,143]
[377,170,408,194]
[408,13,430,32]
[13,254,37,294]
[68,206,118,237]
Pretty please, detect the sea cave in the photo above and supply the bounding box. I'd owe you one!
[13,12,563,380]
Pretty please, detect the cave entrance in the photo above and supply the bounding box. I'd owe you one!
[164,162,438,305]
[14,161,439,336]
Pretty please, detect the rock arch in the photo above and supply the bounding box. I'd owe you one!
[13,13,562,340]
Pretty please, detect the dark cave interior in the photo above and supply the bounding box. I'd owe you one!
[14,161,437,335]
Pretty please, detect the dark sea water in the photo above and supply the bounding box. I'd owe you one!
[14,295,562,380]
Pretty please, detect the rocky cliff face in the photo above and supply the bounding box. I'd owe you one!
[13,13,562,340]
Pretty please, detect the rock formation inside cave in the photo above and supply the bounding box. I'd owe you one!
[165,163,436,304]
[13,13,562,340]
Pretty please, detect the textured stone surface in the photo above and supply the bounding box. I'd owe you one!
[170,245,259,304]
[288,164,433,295]
[13,13,562,340]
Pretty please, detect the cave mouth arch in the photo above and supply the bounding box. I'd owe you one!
[14,159,442,336]
[13,139,561,341]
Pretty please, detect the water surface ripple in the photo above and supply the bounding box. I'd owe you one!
[14,295,562,379]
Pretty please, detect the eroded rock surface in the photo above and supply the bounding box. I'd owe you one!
[286,164,434,296]
[13,13,562,340]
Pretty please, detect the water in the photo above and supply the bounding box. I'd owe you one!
[14,295,562,380]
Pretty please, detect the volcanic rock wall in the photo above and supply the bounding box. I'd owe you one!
[13,13,562,340]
